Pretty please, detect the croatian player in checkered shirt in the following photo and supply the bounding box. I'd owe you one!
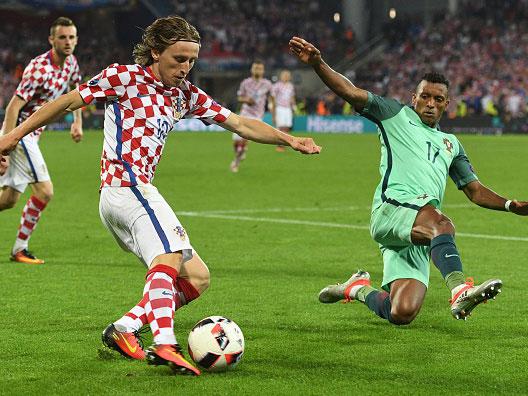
[0,17,82,265]
[0,16,321,375]
[230,60,273,172]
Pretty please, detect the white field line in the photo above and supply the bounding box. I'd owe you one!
[177,211,528,242]
[189,203,474,215]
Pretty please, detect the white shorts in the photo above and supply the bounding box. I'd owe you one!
[0,135,50,192]
[99,184,193,267]
[275,106,293,128]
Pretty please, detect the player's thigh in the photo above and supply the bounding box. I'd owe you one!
[370,197,438,246]
[18,137,51,185]
[0,186,22,209]
[100,185,194,267]
[380,244,430,292]
[179,252,210,293]
[131,185,194,267]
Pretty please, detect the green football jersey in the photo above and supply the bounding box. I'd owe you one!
[360,92,478,211]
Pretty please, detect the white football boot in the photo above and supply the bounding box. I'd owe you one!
[450,278,502,320]
[318,270,371,303]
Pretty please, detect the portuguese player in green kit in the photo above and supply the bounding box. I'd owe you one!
[289,36,528,324]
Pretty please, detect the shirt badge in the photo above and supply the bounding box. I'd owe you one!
[172,97,187,120]
[443,138,453,154]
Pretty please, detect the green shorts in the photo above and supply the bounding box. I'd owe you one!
[370,196,438,291]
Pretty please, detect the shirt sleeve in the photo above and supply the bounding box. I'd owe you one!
[15,60,42,103]
[185,83,232,124]
[449,139,478,189]
[359,91,405,122]
[77,64,127,104]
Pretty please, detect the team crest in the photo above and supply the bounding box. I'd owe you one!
[172,97,187,120]
[174,226,187,241]
[443,138,453,153]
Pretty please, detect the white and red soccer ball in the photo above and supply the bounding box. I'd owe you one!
[187,316,244,372]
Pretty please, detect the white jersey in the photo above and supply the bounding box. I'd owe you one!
[78,64,231,189]
[237,77,272,119]
[271,81,295,108]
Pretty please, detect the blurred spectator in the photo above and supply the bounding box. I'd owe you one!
[353,0,528,123]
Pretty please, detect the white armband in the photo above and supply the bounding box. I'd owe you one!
[505,200,512,212]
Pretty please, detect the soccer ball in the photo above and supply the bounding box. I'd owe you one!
[187,316,244,372]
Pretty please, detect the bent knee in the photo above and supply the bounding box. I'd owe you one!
[36,191,53,203]
[390,305,420,325]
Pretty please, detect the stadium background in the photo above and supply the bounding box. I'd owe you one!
[1,0,526,134]
[1,1,527,394]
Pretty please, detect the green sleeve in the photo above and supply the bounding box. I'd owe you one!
[359,91,405,122]
[449,140,478,189]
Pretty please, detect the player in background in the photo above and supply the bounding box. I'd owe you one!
[271,70,296,152]
[0,17,82,265]
[290,36,528,324]
[230,61,273,172]
[0,17,320,375]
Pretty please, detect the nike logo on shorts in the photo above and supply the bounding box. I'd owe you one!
[445,254,459,258]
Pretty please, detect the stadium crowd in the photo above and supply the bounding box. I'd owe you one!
[170,0,353,69]
[1,0,527,129]
[352,0,528,126]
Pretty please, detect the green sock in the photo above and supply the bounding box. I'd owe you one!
[445,271,465,291]
[356,285,378,302]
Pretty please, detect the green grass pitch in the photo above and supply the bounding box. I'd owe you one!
[1,131,527,394]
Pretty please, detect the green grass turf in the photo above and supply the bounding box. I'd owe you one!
[1,131,527,395]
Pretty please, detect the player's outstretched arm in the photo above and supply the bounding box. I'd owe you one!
[462,180,528,215]
[221,113,321,154]
[0,90,85,155]
[289,36,368,111]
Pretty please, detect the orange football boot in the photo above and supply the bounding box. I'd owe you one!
[102,324,146,360]
[10,249,45,265]
[146,344,201,375]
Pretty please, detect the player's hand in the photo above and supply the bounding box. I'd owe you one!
[509,200,528,216]
[289,36,322,66]
[289,137,322,155]
[247,97,256,105]
[0,155,9,176]
[0,132,20,156]
[70,123,83,143]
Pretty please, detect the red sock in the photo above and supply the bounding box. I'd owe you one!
[144,264,178,345]
[13,195,47,253]
[176,277,201,305]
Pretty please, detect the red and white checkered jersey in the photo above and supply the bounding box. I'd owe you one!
[15,50,81,138]
[78,64,231,189]
[271,81,295,108]
[237,77,272,119]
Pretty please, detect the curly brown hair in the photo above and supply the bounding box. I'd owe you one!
[133,15,201,66]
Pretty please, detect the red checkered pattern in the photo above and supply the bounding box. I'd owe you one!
[237,77,273,119]
[119,296,148,331]
[16,195,47,245]
[78,64,231,188]
[116,280,187,332]
[15,50,81,138]
[143,270,178,345]
[271,81,295,108]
